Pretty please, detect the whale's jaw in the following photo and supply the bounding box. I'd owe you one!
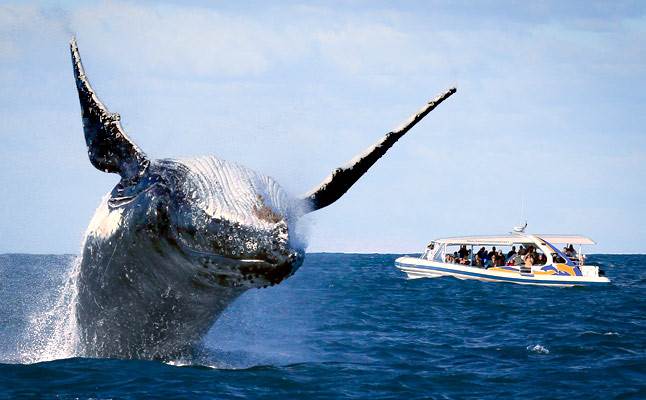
[77,216,247,360]
[76,220,302,361]
[76,236,302,360]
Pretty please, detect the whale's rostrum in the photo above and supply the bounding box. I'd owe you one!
[70,38,456,360]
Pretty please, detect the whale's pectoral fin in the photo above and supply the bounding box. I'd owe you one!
[299,87,456,212]
[70,38,149,181]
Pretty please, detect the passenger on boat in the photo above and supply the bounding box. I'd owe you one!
[487,253,497,269]
[506,246,517,260]
[474,254,484,268]
[476,247,487,262]
[511,248,525,266]
[497,250,505,265]
[458,245,469,259]
[487,247,497,261]
[565,244,577,258]
[552,253,566,263]
[521,251,534,274]
[485,250,500,268]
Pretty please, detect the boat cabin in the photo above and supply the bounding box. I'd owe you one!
[396,233,608,286]
[422,233,592,269]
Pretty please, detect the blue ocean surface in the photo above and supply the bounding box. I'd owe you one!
[0,253,644,399]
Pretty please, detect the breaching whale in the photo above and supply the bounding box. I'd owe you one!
[69,38,456,360]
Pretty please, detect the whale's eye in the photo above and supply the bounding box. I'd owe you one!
[108,174,166,209]
[108,195,137,208]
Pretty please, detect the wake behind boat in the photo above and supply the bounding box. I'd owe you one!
[395,233,609,286]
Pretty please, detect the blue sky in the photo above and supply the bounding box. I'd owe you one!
[1,0,645,254]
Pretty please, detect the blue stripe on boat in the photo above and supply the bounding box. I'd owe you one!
[395,262,607,286]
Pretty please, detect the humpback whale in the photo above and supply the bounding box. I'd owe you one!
[69,38,456,360]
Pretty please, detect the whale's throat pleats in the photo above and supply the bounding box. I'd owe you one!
[166,157,295,230]
[149,157,303,266]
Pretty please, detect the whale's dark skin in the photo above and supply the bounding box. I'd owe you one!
[69,38,456,360]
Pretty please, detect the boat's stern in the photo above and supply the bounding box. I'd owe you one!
[580,264,611,283]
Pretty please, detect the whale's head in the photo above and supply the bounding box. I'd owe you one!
[93,154,306,290]
[71,38,455,291]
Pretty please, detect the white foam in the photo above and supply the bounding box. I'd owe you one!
[527,344,550,355]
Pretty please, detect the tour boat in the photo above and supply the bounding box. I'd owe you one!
[395,232,609,286]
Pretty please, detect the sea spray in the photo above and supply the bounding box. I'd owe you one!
[19,257,81,363]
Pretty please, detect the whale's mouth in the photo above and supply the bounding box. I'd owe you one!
[173,237,300,289]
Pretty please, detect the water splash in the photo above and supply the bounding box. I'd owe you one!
[18,257,81,363]
[527,344,550,355]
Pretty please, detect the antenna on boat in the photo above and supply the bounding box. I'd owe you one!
[512,221,527,234]
[511,197,527,234]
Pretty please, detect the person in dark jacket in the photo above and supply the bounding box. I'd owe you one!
[506,245,517,261]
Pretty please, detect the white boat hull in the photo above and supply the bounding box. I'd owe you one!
[395,256,610,287]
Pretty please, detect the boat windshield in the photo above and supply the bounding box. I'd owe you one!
[422,242,446,262]
[432,244,445,262]
[540,239,583,266]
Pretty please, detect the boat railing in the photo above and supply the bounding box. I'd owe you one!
[565,254,585,266]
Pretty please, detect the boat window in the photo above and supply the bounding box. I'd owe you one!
[433,244,445,262]
[443,245,472,265]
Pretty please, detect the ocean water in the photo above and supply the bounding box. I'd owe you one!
[0,253,644,399]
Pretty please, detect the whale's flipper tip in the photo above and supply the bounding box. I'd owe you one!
[70,37,80,62]
[70,39,149,181]
[300,86,457,212]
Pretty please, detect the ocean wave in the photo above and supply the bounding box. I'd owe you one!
[580,331,621,337]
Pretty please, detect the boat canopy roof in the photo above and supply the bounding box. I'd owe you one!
[533,234,596,245]
[433,233,595,246]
